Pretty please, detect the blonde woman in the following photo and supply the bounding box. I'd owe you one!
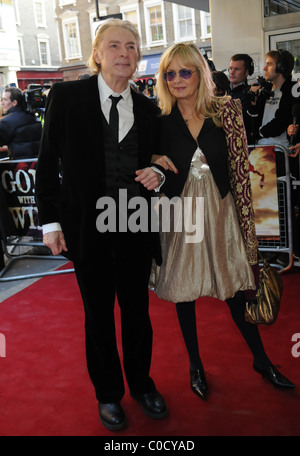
[152,43,295,398]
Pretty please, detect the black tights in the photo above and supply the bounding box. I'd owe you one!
[176,292,270,371]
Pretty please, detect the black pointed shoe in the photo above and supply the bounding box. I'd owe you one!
[130,390,168,419]
[190,368,208,399]
[98,402,127,431]
[253,363,296,389]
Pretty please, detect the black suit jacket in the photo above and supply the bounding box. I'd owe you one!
[36,75,161,262]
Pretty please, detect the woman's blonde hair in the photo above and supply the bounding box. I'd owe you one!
[88,18,142,74]
[156,43,228,124]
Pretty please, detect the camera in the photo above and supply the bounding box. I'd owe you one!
[256,76,274,98]
[23,84,47,113]
[246,76,274,102]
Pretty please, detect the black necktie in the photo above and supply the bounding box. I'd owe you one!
[109,95,122,141]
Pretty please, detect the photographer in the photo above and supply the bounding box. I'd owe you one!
[228,53,255,144]
[0,87,42,159]
[248,50,298,265]
[247,50,295,160]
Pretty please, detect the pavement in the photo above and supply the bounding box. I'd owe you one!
[0,242,73,302]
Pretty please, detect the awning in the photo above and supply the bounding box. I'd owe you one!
[17,70,63,90]
[17,70,63,80]
[165,0,209,12]
[138,54,161,76]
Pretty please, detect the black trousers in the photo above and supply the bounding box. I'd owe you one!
[74,233,156,403]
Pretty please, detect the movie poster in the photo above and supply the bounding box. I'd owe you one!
[0,159,42,238]
[248,146,280,238]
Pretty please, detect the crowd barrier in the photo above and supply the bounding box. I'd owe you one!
[248,144,300,272]
[1,146,299,281]
[0,157,74,282]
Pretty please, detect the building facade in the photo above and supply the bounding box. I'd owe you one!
[2,1,299,94]
[55,0,212,85]
[15,0,63,90]
[0,0,20,89]
[0,0,63,91]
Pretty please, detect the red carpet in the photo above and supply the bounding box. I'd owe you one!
[0,264,300,437]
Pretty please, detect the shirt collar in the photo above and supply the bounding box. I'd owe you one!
[98,73,132,105]
[230,81,247,90]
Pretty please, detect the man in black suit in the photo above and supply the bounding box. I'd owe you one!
[35,19,167,431]
[228,54,254,144]
[0,87,42,159]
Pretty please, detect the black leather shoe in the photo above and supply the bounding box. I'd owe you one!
[98,402,126,431]
[130,390,168,419]
[190,368,208,399]
[253,363,296,389]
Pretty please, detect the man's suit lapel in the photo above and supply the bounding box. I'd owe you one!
[132,90,153,168]
[84,75,106,171]
[84,74,102,132]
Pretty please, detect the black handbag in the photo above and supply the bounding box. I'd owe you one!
[245,251,283,325]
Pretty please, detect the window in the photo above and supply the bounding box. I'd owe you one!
[264,0,300,16]
[18,38,25,66]
[172,5,196,42]
[149,6,162,41]
[38,39,50,66]
[62,18,82,60]
[144,1,166,47]
[14,0,21,26]
[34,0,46,28]
[121,3,141,38]
[200,11,211,39]
[122,9,138,31]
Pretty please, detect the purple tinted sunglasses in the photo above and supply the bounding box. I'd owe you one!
[163,69,196,82]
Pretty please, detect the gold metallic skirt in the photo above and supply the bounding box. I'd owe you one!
[150,148,255,303]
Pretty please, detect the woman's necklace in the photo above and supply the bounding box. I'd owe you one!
[179,104,196,124]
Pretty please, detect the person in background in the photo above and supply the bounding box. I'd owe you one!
[248,50,296,266]
[287,111,300,257]
[0,129,8,158]
[0,103,8,156]
[35,19,167,432]
[228,53,255,143]
[212,71,230,96]
[288,137,300,157]
[0,87,42,159]
[151,43,295,401]
[77,73,91,80]
[247,50,295,174]
[287,94,300,158]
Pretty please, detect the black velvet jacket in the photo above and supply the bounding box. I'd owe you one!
[35,75,161,262]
